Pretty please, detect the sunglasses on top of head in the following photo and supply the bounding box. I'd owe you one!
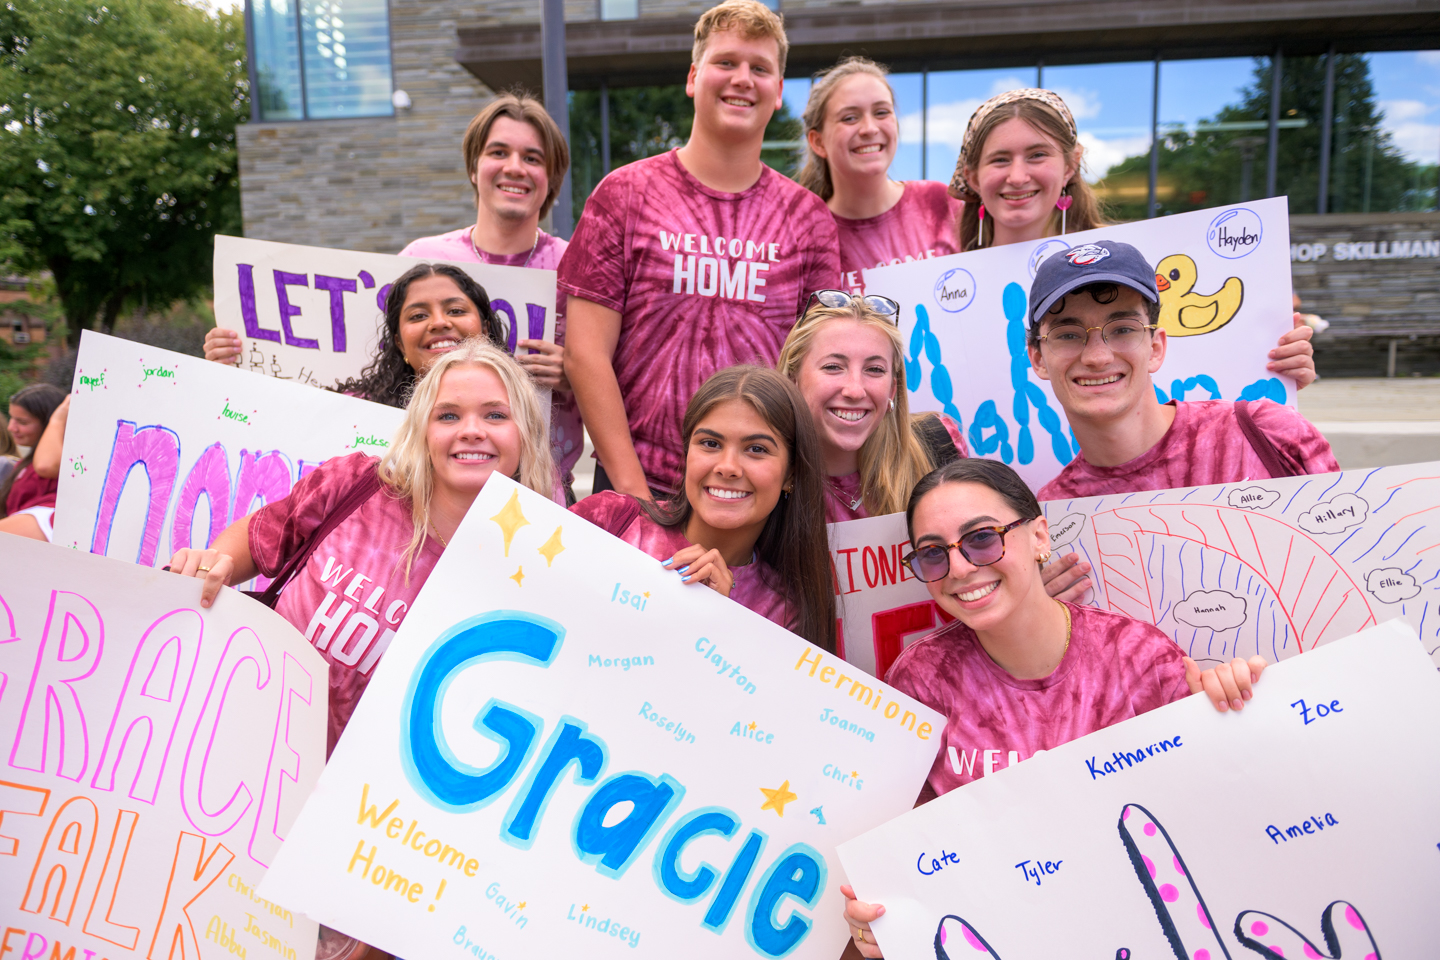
[901,516,1036,583]
[800,290,901,325]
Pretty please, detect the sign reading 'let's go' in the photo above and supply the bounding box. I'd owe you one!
[260,477,943,960]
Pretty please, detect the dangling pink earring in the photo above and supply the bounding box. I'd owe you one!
[1056,188,1073,236]
[977,203,986,247]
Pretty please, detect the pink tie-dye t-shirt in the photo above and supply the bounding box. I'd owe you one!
[249,452,443,754]
[885,601,1188,796]
[399,227,583,484]
[834,180,963,295]
[823,414,970,523]
[1038,399,1340,502]
[571,490,792,631]
[558,151,841,493]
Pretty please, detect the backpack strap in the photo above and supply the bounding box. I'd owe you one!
[249,468,384,608]
[1233,400,1305,479]
[913,414,962,469]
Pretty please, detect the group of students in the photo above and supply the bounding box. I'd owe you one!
[1,1,1349,956]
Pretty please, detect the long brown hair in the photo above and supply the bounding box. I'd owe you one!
[776,300,935,516]
[643,365,836,652]
[955,98,1109,251]
[0,383,65,516]
[796,56,894,201]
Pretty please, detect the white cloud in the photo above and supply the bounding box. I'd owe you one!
[1417,51,1440,68]
[1046,85,1102,121]
[1078,132,1151,182]
[1379,98,1440,164]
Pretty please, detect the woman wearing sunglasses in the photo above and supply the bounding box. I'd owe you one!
[838,456,1266,958]
[777,289,968,523]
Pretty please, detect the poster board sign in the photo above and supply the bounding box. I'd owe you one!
[258,476,944,960]
[0,537,328,960]
[212,235,557,390]
[836,619,1440,958]
[831,461,1440,680]
[867,199,1295,490]
[829,514,948,681]
[53,331,404,572]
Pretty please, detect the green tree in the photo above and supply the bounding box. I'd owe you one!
[0,0,247,346]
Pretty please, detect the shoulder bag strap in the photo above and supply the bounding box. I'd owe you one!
[1233,400,1304,479]
[250,469,384,608]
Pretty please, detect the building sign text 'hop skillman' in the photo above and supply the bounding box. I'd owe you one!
[870,199,1294,490]
[211,236,557,393]
[837,620,1440,959]
[54,332,404,583]
[0,538,328,960]
[258,476,943,960]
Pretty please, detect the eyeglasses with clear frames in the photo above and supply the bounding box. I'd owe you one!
[800,290,901,325]
[1036,318,1159,360]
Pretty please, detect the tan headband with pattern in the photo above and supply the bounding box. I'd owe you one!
[946,88,1079,200]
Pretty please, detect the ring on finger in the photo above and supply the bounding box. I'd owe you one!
[856,929,867,944]
[197,566,212,573]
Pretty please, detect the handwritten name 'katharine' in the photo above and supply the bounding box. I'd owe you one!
[1086,736,1183,780]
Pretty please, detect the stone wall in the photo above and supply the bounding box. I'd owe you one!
[1290,212,1440,377]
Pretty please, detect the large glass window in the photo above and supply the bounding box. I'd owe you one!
[1329,51,1440,213]
[248,0,394,121]
[1043,61,1154,220]
[1148,57,1272,216]
[924,68,1038,184]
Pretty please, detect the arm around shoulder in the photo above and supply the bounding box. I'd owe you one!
[31,394,69,479]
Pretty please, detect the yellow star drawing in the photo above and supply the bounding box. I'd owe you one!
[517,902,526,910]
[642,591,650,598]
[581,904,589,912]
[851,771,859,778]
[759,780,797,817]
[490,490,530,556]
[510,566,525,587]
[537,526,565,567]
[747,721,757,731]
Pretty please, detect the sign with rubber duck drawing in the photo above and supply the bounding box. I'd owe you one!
[0,536,327,960]
[837,619,1440,959]
[258,475,944,960]
[868,199,1292,490]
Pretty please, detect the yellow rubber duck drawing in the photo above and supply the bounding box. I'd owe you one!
[1153,254,1243,337]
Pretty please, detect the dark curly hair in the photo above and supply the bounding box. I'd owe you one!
[334,263,506,406]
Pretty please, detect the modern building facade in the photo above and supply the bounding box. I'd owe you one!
[237,0,1440,372]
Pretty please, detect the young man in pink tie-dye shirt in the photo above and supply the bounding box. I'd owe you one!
[1025,240,1338,599]
[560,0,840,497]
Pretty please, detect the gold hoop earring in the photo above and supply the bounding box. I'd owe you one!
[1038,551,1052,564]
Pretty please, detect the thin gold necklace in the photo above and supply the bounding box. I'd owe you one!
[430,522,449,549]
[1057,600,1072,656]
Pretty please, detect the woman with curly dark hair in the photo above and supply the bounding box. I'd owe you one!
[332,263,506,405]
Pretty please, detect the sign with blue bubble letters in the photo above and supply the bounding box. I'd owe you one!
[212,235,556,391]
[865,198,1294,491]
[837,619,1440,959]
[53,331,404,580]
[257,475,945,960]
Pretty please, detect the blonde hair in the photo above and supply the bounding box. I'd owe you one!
[776,302,936,517]
[461,92,571,219]
[692,0,788,75]
[797,56,894,200]
[378,338,556,574]
[955,98,1110,251]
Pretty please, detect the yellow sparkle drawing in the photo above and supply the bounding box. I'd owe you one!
[642,591,650,599]
[851,771,859,779]
[490,490,530,556]
[759,780,797,817]
[581,904,589,912]
[517,902,526,910]
[537,526,565,567]
[510,566,525,587]
[747,721,757,731]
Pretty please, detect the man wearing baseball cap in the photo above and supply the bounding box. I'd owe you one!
[1027,239,1338,507]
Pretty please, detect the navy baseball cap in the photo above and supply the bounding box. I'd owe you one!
[1028,240,1159,328]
